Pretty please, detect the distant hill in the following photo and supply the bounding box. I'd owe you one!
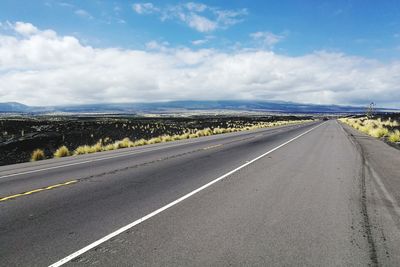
[0,102,31,112]
[0,100,396,114]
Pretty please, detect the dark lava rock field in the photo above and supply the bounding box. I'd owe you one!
[0,115,311,166]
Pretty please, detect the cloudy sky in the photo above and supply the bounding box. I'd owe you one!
[0,0,400,107]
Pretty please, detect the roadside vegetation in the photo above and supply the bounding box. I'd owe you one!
[54,145,70,158]
[31,149,45,161]
[339,117,400,143]
[28,119,313,161]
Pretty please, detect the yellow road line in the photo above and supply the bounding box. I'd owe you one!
[0,180,78,203]
[203,144,223,150]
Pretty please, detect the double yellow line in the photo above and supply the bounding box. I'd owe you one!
[0,180,78,203]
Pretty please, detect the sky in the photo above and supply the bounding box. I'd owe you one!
[0,0,400,107]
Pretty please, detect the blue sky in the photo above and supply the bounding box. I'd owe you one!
[0,1,399,107]
[1,0,399,59]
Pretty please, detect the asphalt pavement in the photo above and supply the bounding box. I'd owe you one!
[1,120,399,266]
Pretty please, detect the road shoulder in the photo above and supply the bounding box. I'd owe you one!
[339,121,400,265]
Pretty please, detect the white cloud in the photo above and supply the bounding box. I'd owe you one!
[215,9,248,27]
[145,40,169,51]
[13,22,39,36]
[132,3,159,14]
[192,39,208,45]
[132,2,247,32]
[1,22,400,108]
[59,2,74,8]
[186,14,217,32]
[250,31,285,48]
[191,35,214,46]
[74,9,93,19]
[185,2,207,12]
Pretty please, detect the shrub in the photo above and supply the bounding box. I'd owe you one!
[104,144,116,151]
[91,142,103,152]
[122,137,134,147]
[369,127,389,138]
[171,134,182,141]
[188,133,199,139]
[196,128,212,137]
[147,137,162,144]
[133,139,148,146]
[161,135,172,142]
[388,130,400,143]
[54,146,70,158]
[74,145,92,155]
[31,149,45,161]
[213,128,223,134]
[180,133,190,139]
[114,137,134,149]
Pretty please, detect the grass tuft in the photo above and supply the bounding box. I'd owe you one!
[147,137,162,144]
[369,127,389,138]
[54,146,70,158]
[104,144,116,151]
[74,145,92,155]
[114,137,134,149]
[31,149,45,161]
[388,130,400,143]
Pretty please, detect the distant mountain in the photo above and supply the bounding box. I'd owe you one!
[0,100,396,114]
[0,102,31,112]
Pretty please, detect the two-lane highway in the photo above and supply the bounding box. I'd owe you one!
[1,120,398,266]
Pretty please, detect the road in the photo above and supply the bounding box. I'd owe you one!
[0,120,399,266]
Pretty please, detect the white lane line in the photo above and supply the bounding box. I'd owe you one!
[0,123,310,180]
[49,121,325,267]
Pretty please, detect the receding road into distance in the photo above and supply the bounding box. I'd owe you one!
[1,120,399,266]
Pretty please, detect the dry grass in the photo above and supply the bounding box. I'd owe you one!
[147,137,162,144]
[74,145,93,155]
[115,137,134,149]
[369,127,389,138]
[339,117,399,142]
[161,135,173,142]
[31,149,45,161]
[54,146,70,158]
[388,130,400,143]
[104,144,116,151]
[30,119,313,163]
[133,139,148,146]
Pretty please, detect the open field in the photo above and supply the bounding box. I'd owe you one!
[0,115,313,166]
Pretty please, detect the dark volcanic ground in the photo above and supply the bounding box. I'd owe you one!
[0,115,311,166]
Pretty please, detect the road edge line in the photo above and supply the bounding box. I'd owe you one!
[49,121,325,267]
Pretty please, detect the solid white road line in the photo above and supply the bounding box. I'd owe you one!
[49,121,325,267]
[0,123,309,180]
